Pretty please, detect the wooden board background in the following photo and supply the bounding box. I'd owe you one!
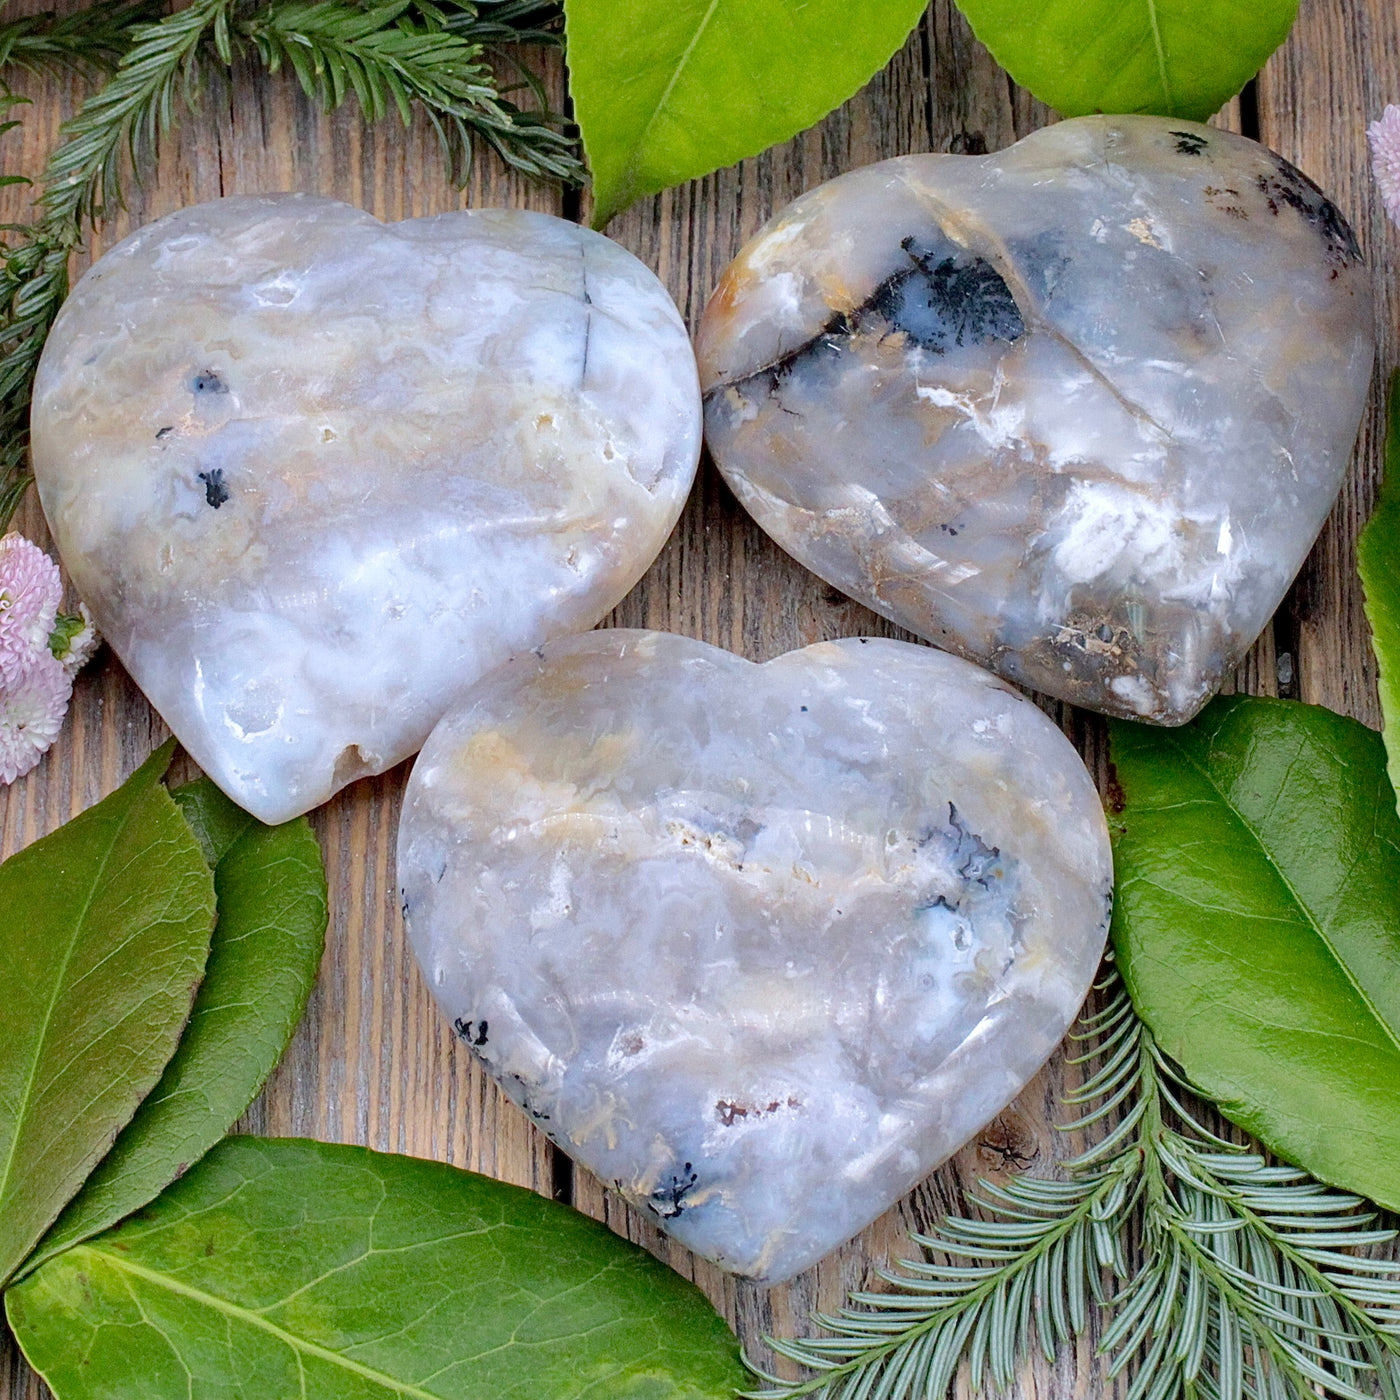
[3,0,1398,1393]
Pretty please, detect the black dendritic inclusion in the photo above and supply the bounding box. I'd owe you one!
[912,803,1007,916]
[717,236,1025,397]
[1155,132,1358,269]
[870,238,1025,353]
[649,1162,699,1219]
[452,1017,489,1047]
[1255,151,1363,266]
[941,802,1004,887]
[197,468,229,509]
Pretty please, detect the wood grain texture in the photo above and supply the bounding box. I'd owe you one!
[1,0,1395,1394]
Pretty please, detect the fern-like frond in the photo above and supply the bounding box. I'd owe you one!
[745,1166,1135,1398]
[0,0,163,79]
[43,0,235,230]
[238,0,580,182]
[441,0,564,47]
[0,0,234,519]
[753,972,1400,1400]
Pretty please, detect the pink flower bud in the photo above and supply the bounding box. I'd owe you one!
[0,533,63,690]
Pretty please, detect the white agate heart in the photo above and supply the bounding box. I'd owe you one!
[697,116,1375,725]
[398,629,1113,1283]
[31,194,701,821]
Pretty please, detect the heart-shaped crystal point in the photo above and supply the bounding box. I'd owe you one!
[32,195,701,821]
[399,630,1112,1283]
[697,116,1374,724]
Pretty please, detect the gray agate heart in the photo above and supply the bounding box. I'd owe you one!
[31,195,701,821]
[697,116,1374,724]
[398,630,1112,1283]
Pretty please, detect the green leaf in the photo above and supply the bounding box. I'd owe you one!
[8,1136,750,1399]
[1359,369,1400,816]
[20,780,328,1276]
[172,773,258,864]
[565,0,930,226]
[952,0,1300,122]
[0,741,214,1288]
[1109,695,1400,1210]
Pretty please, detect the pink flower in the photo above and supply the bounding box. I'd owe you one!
[1368,105,1400,228]
[0,532,63,688]
[0,533,94,785]
[0,651,71,785]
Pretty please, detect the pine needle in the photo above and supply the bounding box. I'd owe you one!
[750,970,1400,1400]
[239,0,580,183]
[0,0,164,78]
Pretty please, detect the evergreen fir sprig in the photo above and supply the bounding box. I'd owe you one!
[750,973,1400,1400]
[441,0,565,48]
[0,0,163,80]
[0,88,25,183]
[0,0,577,530]
[240,0,580,183]
[0,0,239,525]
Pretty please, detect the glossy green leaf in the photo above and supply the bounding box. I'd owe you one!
[173,774,258,865]
[953,0,1299,122]
[20,780,328,1275]
[566,0,929,226]
[0,741,214,1288]
[1110,695,1400,1209]
[1358,369,1400,816]
[8,1136,750,1399]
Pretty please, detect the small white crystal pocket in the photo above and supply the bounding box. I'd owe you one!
[32,195,701,821]
[399,630,1113,1283]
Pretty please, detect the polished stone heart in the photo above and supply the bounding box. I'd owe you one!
[32,195,701,821]
[697,116,1374,724]
[398,630,1112,1282]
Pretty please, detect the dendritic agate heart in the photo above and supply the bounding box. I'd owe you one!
[32,195,701,821]
[398,630,1112,1282]
[697,116,1374,724]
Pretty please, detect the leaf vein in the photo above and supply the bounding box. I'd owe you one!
[0,769,166,1245]
[1143,0,1174,114]
[88,1250,451,1399]
[1148,728,1400,1062]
